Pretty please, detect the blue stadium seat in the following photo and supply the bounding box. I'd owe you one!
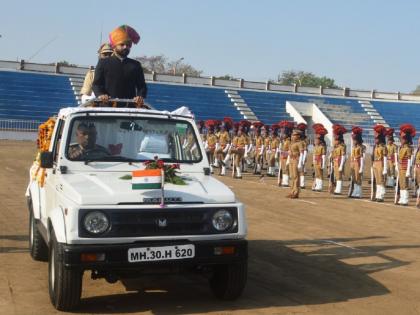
[3,68,419,140]
[0,71,243,127]
[147,83,243,121]
[238,90,375,128]
[0,70,77,122]
[371,101,420,133]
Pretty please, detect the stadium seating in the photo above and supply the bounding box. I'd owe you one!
[238,91,293,125]
[0,70,243,125]
[2,68,420,141]
[70,77,242,121]
[238,90,375,129]
[0,70,76,122]
[146,83,243,121]
[371,100,420,133]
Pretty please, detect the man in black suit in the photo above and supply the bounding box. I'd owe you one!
[92,25,148,108]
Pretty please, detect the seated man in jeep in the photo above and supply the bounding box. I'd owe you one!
[68,122,110,160]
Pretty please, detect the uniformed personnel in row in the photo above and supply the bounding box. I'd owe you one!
[311,123,327,192]
[330,124,347,195]
[349,126,364,198]
[287,128,305,198]
[372,124,388,202]
[386,128,398,187]
[397,124,416,206]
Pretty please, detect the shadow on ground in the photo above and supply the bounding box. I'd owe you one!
[0,234,29,253]
[68,236,419,314]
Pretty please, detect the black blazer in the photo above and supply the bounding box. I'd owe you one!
[92,56,147,100]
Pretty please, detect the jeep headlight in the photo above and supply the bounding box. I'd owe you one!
[212,210,233,231]
[83,211,109,234]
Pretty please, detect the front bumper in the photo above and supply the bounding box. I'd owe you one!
[62,239,247,270]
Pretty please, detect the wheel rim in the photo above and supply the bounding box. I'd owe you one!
[50,247,55,290]
[29,214,34,248]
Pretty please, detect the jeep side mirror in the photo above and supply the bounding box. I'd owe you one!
[40,151,54,168]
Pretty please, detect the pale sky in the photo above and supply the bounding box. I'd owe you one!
[1,0,420,93]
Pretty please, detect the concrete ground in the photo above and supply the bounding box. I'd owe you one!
[1,140,420,315]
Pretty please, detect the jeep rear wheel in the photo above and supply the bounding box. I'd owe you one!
[48,232,83,311]
[209,261,247,300]
[29,205,48,261]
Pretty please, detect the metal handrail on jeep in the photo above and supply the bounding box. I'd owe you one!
[80,98,153,109]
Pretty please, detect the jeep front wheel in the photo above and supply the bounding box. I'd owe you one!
[29,205,48,261]
[48,231,83,311]
[209,261,247,300]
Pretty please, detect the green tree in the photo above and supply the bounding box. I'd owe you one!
[48,60,78,67]
[215,74,238,80]
[167,60,202,77]
[136,55,167,73]
[135,54,202,76]
[411,85,420,95]
[277,70,339,88]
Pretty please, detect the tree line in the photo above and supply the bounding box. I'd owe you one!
[55,55,420,94]
[137,54,340,88]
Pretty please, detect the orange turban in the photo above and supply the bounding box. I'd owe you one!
[109,25,140,47]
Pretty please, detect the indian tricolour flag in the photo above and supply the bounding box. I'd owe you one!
[131,169,163,190]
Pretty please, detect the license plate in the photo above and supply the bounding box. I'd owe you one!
[128,244,195,262]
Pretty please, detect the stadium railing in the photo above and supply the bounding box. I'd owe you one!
[2,59,420,103]
[0,119,41,132]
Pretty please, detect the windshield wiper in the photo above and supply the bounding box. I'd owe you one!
[160,158,177,162]
[83,156,141,164]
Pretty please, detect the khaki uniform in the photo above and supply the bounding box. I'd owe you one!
[289,139,304,196]
[299,138,308,176]
[216,131,230,161]
[232,135,249,167]
[332,144,346,180]
[280,138,290,176]
[387,143,397,178]
[268,137,280,167]
[415,148,420,187]
[184,132,199,160]
[255,136,264,163]
[372,144,387,185]
[313,144,325,180]
[398,144,412,190]
[206,134,218,165]
[80,70,95,96]
[263,137,271,166]
[350,144,363,185]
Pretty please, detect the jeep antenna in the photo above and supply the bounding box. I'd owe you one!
[27,35,59,61]
[99,21,103,47]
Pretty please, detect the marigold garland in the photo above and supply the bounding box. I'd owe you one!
[119,160,187,185]
[31,117,56,187]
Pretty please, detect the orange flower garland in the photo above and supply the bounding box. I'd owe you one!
[31,117,56,187]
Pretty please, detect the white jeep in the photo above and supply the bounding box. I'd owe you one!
[26,102,248,311]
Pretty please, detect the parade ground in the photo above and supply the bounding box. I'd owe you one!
[2,139,420,315]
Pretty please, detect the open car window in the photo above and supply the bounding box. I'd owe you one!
[66,116,202,163]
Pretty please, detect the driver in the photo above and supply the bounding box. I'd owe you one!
[68,122,109,160]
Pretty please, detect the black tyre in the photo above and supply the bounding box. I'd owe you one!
[29,202,48,261]
[48,231,83,311]
[209,261,247,300]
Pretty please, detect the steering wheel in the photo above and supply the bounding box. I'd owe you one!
[82,147,110,159]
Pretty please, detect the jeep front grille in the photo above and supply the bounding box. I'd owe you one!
[79,207,238,238]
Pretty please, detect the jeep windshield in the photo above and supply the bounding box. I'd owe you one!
[66,116,202,163]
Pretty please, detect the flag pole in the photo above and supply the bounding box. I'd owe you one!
[160,168,165,208]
